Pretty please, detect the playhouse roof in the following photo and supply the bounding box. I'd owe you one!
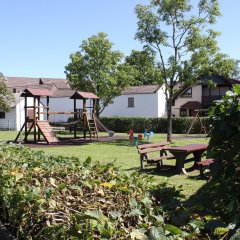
[21,88,53,97]
[70,91,99,99]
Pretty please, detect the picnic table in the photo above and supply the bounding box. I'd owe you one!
[164,144,208,175]
[137,142,173,170]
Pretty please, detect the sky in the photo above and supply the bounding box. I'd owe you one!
[0,0,239,79]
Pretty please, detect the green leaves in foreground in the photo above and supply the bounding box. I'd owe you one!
[0,143,185,239]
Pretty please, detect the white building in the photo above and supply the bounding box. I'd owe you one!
[101,85,167,118]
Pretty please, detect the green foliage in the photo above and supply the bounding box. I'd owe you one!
[0,143,187,239]
[100,116,210,134]
[198,85,240,230]
[124,49,162,86]
[231,59,240,80]
[65,32,133,115]
[0,73,15,112]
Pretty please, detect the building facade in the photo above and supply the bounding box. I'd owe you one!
[101,85,167,118]
[172,75,240,117]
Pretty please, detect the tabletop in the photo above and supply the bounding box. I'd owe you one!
[164,144,208,153]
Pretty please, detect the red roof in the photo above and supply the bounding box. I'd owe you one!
[180,101,202,109]
[70,91,99,99]
[21,88,53,97]
[123,85,161,95]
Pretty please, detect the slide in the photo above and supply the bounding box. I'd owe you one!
[95,118,114,137]
[37,120,59,144]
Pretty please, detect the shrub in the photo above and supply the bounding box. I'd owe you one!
[202,85,240,228]
[100,116,210,134]
[0,143,186,239]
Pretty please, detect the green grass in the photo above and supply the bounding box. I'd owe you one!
[0,130,209,198]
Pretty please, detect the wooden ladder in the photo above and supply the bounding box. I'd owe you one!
[84,113,99,139]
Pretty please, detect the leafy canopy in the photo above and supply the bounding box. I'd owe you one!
[0,73,15,112]
[65,32,132,114]
[124,49,162,86]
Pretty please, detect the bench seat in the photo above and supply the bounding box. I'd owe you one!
[196,158,215,176]
[137,142,173,170]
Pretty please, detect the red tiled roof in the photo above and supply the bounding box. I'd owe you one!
[2,77,69,89]
[180,101,202,109]
[52,89,75,98]
[122,85,161,95]
[21,88,53,97]
[70,91,99,99]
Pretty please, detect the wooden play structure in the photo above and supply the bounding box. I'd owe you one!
[70,91,99,140]
[186,109,208,135]
[14,88,102,144]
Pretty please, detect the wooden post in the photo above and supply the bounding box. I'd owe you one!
[24,96,28,141]
[37,96,41,141]
[83,99,87,139]
[74,98,77,138]
[92,99,96,118]
[47,96,49,120]
[33,97,37,143]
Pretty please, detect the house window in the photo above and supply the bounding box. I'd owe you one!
[0,112,5,119]
[128,97,134,108]
[180,87,192,98]
[180,109,187,117]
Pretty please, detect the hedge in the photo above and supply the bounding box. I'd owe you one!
[99,116,210,134]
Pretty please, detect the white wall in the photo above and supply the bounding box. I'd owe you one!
[0,108,16,130]
[101,92,162,118]
[172,85,202,117]
[157,86,167,117]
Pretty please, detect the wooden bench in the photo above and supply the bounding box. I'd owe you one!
[195,158,215,176]
[137,142,174,170]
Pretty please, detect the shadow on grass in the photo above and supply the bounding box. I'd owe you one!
[128,165,179,177]
[95,139,149,147]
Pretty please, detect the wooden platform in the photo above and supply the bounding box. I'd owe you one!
[37,120,59,144]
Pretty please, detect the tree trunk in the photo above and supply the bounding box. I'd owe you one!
[166,86,174,143]
[96,99,100,118]
[166,99,173,143]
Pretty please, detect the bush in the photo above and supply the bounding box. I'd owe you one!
[205,85,240,227]
[0,143,186,239]
[100,116,210,134]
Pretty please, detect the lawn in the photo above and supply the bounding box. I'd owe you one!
[0,130,209,198]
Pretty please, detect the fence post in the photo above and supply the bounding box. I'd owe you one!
[8,120,10,131]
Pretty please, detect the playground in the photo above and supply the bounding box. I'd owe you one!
[13,88,117,145]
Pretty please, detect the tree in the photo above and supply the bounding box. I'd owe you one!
[124,49,162,86]
[135,0,235,142]
[65,32,132,115]
[0,73,15,112]
[231,59,240,80]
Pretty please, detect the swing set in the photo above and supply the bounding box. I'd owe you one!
[186,109,208,135]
